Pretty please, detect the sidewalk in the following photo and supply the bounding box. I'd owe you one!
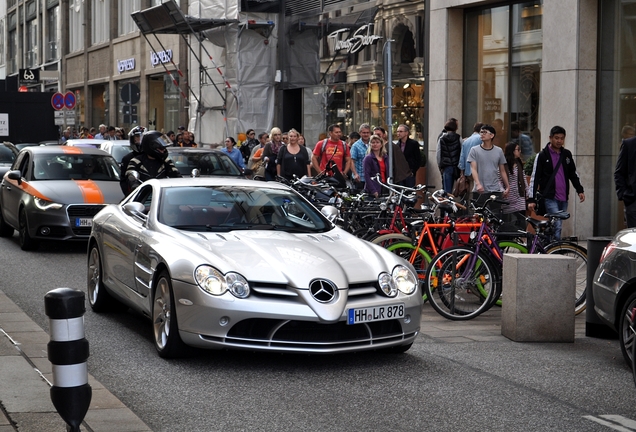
[0,290,150,432]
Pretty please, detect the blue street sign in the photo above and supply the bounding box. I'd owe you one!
[52,92,65,110]
[64,91,76,110]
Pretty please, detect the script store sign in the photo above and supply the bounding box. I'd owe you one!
[328,24,382,54]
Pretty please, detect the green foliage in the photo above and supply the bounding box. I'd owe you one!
[524,153,536,177]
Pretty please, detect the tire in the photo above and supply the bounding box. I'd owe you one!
[424,246,501,320]
[386,242,432,301]
[153,271,187,358]
[545,242,587,315]
[0,208,14,237]
[619,291,636,369]
[491,241,529,307]
[18,208,38,251]
[371,233,411,248]
[87,244,113,312]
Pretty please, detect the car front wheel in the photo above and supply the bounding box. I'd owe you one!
[152,271,187,358]
[87,245,112,312]
[620,291,636,369]
[18,208,38,251]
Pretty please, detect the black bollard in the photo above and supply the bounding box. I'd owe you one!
[586,237,618,338]
[44,288,92,432]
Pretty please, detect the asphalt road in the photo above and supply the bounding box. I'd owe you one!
[1,234,636,431]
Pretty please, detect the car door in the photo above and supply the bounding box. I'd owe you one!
[0,152,31,228]
[100,185,152,292]
[131,185,157,299]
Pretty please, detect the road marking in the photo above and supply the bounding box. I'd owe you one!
[584,415,636,431]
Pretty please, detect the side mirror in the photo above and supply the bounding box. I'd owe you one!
[7,170,22,185]
[191,168,200,178]
[320,205,338,222]
[123,202,146,218]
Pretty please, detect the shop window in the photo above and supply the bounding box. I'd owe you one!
[463,2,542,155]
[26,20,37,68]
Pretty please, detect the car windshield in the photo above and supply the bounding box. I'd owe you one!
[32,154,121,181]
[169,151,242,176]
[111,145,132,162]
[158,185,331,233]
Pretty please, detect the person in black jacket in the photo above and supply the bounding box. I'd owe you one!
[395,124,421,187]
[528,125,585,240]
[126,131,181,192]
[436,118,462,193]
[615,134,636,228]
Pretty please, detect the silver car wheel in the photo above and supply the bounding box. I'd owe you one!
[87,247,101,306]
[620,293,636,368]
[153,276,172,351]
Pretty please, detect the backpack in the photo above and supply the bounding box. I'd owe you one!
[319,139,347,171]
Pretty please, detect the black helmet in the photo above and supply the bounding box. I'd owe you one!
[128,126,146,152]
[141,131,172,160]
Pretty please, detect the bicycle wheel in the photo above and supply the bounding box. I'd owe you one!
[489,241,528,307]
[545,242,587,315]
[386,242,433,301]
[370,233,412,248]
[424,246,501,320]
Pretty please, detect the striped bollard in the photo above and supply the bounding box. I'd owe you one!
[44,288,92,432]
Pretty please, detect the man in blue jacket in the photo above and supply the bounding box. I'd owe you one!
[528,125,585,240]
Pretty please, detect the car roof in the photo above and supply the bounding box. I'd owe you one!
[22,146,112,156]
[100,140,130,147]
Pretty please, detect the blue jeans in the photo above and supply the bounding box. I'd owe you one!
[544,198,568,240]
[442,166,455,194]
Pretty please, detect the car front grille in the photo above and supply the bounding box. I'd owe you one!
[218,318,412,350]
[250,281,379,299]
[67,204,105,218]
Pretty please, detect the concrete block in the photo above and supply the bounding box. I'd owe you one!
[501,254,575,342]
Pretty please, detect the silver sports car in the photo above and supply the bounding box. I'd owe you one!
[87,177,421,357]
[0,146,124,250]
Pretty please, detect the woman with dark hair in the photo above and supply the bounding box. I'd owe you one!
[363,135,388,198]
[502,142,528,227]
[220,136,245,170]
[436,118,462,193]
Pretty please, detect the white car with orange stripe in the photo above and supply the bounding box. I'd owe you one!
[0,146,125,250]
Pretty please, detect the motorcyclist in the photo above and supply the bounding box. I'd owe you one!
[125,130,181,192]
[120,125,145,195]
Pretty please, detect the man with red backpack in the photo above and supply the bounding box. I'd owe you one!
[311,124,352,178]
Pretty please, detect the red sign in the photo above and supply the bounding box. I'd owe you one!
[51,92,65,110]
[64,91,76,110]
[18,86,28,93]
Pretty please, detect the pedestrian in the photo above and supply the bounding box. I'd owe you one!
[263,127,284,181]
[220,137,245,170]
[373,126,410,184]
[347,132,360,149]
[467,124,510,204]
[276,128,311,180]
[510,121,534,161]
[311,124,351,182]
[615,133,636,228]
[249,132,268,168]
[502,142,528,228]
[436,118,462,194]
[105,126,117,141]
[94,124,107,140]
[458,122,484,204]
[166,131,177,146]
[89,127,97,138]
[395,124,421,187]
[188,131,198,148]
[363,134,388,198]
[528,125,585,240]
[60,129,71,143]
[241,129,259,164]
[350,123,371,190]
[180,131,195,147]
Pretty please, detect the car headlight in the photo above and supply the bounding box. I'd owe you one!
[195,266,250,298]
[392,265,417,295]
[34,197,63,211]
[378,272,397,297]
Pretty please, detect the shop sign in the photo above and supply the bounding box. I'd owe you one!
[0,114,8,136]
[117,58,136,74]
[151,49,173,67]
[19,68,39,85]
[484,98,501,112]
[328,24,382,54]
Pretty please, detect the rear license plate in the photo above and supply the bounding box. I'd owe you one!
[75,218,93,227]
[347,303,404,325]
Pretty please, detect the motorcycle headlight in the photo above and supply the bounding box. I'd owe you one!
[392,265,417,295]
[34,197,63,211]
[378,272,397,297]
[195,266,250,298]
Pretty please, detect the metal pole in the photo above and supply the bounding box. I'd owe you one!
[383,39,393,180]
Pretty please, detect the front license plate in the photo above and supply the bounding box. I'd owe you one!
[75,218,93,227]
[347,303,405,325]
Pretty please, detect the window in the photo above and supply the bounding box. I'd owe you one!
[92,0,110,45]
[8,28,17,74]
[69,0,84,52]
[0,19,5,66]
[26,20,38,68]
[47,6,58,61]
[119,0,140,36]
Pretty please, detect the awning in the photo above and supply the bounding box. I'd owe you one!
[131,1,237,35]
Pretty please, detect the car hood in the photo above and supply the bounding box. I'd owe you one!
[179,229,398,288]
[29,180,124,204]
